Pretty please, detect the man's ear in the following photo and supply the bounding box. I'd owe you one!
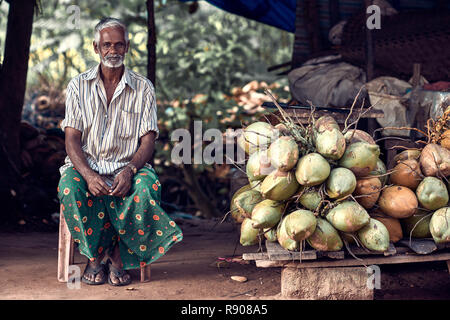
[93,41,99,54]
[125,40,130,53]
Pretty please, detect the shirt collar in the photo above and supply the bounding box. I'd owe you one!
[82,64,136,91]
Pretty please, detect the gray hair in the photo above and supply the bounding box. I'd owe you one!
[94,17,129,44]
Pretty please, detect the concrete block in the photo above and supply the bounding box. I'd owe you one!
[281,267,373,300]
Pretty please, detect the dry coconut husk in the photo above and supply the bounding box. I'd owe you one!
[439,129,450,150]
[419,143,450,177]
[371,210,403,243]
[389,159,422,190]
[378,186,418,219]
[354,177,382,209]
[389,149,421,170]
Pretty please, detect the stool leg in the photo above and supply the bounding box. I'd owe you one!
[140,265,151,282]
[57,208,74,282]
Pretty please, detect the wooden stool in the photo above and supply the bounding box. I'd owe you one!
[57,205,151,283]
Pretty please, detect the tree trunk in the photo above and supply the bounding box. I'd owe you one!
[0,0,36,222]
[146,0,156,86]
[181,165,221,219]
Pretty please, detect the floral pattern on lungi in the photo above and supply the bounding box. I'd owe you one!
[57,166,183,270]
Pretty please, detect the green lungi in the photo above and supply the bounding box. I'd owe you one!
[57,166,183,270]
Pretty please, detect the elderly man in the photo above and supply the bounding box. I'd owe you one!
[57,17,183,286]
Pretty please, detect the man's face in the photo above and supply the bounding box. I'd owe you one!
[94,26,129,69]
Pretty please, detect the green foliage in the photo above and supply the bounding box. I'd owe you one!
[0,0,294,215]
[150,2,293,173]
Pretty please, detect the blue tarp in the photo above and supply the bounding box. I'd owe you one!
[180,1,449,34]
[181,0,297,32]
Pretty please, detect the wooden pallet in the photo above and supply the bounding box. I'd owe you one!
[244,239,450,299]
[243,239,450,271]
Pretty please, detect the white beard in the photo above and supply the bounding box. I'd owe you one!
[100,53,124,68]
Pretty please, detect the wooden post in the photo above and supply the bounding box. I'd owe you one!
[57,207,75,282]
[329,0,340,28]
[146,0,156,86]
[364,0,374,81]
[146,0,156,169]
[140,265,151,282]
[304,0,322,54]
[411,63,425,140]
[291,0,306,70]
[412,63,421,87]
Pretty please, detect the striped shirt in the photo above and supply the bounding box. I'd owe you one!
[59,64,159,179]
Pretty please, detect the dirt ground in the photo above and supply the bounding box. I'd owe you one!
[0,218,449,300]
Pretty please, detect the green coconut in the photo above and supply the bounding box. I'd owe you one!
[315,128,346,160]
[240,121,277,155]
[298,187,322,211]
[295,153,331,186]
[260,170,300,201]
[246,149,273,182]
[357,218,390,252]
[344,129,376,145]
[314,115,340,131]
[416,177,449,210]
[369,158,388,186]
[237,133,247,156]
[268,136,300,171]
[240,218,260,246]
[232,184,252,198]
[326,167,357,199]
[429,207,450,244]
[277,216,300,251]
[251,199,284,229]
[339,142,380,177]
[230,184,253,223]
[231,209,247,224]
[249,179,262,192]
[274,123,290,136]
[307,218,343,251]
[326,201,370,232]
[284,209,317,242]
[264,227,277,242]
[233,190,263,218]
[402,211,432,238]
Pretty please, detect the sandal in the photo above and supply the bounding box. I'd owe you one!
[81,262,107,285]
[107,259,132,286]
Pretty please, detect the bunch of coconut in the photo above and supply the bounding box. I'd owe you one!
[231,115,395,254]
[376,143,450,245]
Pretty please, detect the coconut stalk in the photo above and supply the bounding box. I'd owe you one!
[264,89,314,152]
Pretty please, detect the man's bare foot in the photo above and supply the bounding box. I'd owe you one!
[107,244,131,286]
[82,259,106,285]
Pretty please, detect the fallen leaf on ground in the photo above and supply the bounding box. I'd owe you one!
[231,276,247,283]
